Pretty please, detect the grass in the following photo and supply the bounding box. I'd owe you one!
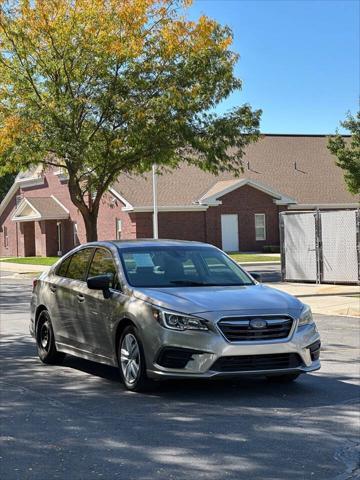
[0,256,59,266]
[228,253,280,263]
[0,253,280,266]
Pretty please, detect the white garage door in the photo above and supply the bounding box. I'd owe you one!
[221,214,239,252]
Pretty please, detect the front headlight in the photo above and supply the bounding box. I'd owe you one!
[154,309,209,331]
[298,304,314,326]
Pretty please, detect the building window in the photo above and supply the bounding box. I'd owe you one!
[73,222,79,246]
[255,214,266,241]
[116,219,122,240]
[4,226,9,248]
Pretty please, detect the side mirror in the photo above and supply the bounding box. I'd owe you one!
[251,272,262,283]
[87,274,112,298]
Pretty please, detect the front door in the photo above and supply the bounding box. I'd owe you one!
[79,247,126,359]
[221,214,239,252]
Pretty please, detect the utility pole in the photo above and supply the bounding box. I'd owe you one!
[152,164,158,239]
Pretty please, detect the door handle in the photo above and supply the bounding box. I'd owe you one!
[49,285,57,293]
[76,294,85,303]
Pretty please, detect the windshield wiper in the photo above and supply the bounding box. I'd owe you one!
[169,280,209,286]
[169,280,254,287]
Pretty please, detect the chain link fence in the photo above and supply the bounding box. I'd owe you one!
[280,209,360,284]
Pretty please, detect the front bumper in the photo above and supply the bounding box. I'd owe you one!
[145,321,321,380]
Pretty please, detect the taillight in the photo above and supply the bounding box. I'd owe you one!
[32,279,38,292]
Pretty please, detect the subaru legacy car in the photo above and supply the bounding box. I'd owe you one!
[30,240,321,391]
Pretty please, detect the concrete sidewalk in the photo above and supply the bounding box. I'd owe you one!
[0,261,50,273]
[271,282,360,317]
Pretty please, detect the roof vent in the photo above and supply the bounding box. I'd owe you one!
[294,161,307,174]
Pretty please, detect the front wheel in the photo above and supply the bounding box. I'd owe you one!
[36,310,65,364]
[118,326,153,392]
[266,373,301,383]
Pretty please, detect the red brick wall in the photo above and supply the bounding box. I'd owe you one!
[134,211,207,242]
[205,185,282,251]
[133,187,282,251]
[0,191,19,257]
[0,171,284,257]
[0,168,136,257]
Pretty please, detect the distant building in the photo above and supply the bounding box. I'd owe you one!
[0,134,357,257]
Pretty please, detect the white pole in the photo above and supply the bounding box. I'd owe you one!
[152,164,159,239]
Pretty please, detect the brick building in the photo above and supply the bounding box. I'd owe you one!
[0,134,358,257]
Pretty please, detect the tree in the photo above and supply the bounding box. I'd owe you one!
[0,0,261,241]
[0,172,16,202]
[328,111,360,195]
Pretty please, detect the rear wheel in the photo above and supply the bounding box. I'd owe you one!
[36,310,65,364]
[266,373,301,383]
[118,326,154,392]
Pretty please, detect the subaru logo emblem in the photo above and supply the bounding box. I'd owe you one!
[250,319,267,329]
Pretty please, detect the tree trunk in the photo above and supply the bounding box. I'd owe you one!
[67,175,100,243]
[82,210,98,242]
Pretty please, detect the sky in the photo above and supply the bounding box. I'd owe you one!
[189,0,359,134]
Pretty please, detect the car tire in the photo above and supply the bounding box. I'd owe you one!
[36,310,65,364]
[118,325,154,392]
[266,373,301,383]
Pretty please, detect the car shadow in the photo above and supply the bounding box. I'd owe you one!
[1,334,359,410]
[1,333,359,480]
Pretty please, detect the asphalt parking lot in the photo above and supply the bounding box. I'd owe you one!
[0,275,359,480]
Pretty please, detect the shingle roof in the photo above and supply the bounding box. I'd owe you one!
[112,135,358,207]
[12,196,69,221]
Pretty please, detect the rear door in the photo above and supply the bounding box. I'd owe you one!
[54,248,94,351]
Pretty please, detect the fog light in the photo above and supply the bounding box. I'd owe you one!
[308,340,321,361]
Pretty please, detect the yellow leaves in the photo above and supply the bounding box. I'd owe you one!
[0,114,41,155]
[159,12,228,59]
[1,0,233,68]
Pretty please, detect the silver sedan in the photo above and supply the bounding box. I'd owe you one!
[30,240,321,391]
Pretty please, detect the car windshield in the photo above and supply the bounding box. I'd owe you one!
[118,246,254,288]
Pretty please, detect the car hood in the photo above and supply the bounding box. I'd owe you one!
[133,284,303,317]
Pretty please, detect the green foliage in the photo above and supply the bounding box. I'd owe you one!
[262,245,280,254]
[328,111,360,195]
[0,172,16,202]
[0,0,261,240]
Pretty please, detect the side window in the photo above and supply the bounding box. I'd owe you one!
[88,248,120,290]
[56,255,71,277]
[255,213,266,241]
[66,248,93,281]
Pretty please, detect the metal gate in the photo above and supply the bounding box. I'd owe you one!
[280,209,360,284]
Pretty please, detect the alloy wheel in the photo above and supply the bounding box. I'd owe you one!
[120,333,140,385]
[40,322,50,350]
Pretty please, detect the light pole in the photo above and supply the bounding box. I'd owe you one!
[152,164,158,239]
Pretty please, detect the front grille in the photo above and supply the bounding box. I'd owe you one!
[218,316,293,342]
[211,353,302,372]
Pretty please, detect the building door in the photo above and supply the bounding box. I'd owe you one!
[221,214,239,252]
[23,221,35,257]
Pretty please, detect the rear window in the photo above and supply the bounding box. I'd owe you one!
[56,256,71,277]
[66,249,93,281]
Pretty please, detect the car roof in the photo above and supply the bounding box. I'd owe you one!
[84,239,213,250]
